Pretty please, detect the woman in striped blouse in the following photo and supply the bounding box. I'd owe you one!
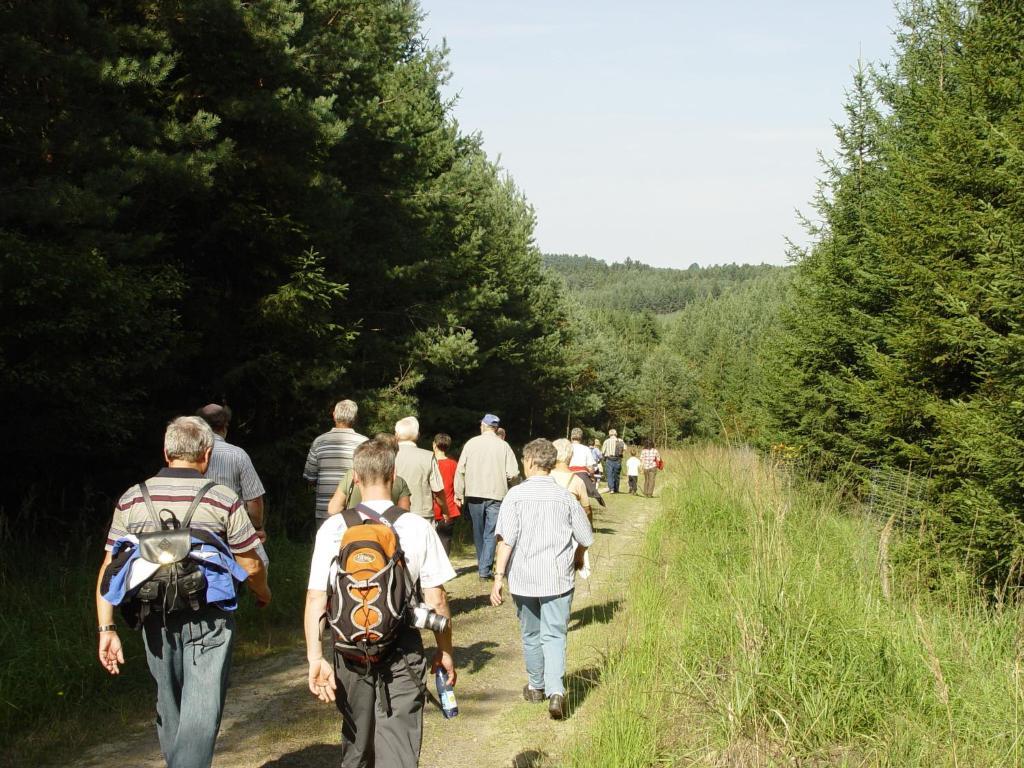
[490,438,594,720]
[640,438,661,497]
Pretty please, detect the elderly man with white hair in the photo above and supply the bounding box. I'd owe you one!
[395,416,449,526]
[568,427,595,475]
[303,399,368,531]
[96,416,270,767]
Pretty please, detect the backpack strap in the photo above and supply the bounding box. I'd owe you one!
[137,479,218,529]
[138,481,161,527]
[382,505,406,527]
[340,508,363,530]
[353,503,405,528]
[181,480,218,528]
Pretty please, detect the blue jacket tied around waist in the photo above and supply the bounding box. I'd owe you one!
[103,534,249,610]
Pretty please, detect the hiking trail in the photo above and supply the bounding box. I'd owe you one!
[73,491,658,768]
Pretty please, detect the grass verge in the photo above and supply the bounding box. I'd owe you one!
[563,445,1024,767]
[0,534,312,768]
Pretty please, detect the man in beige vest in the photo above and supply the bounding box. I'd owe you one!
[395,416,449,524]
[455,414,520,579]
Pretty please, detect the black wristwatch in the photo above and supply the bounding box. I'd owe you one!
[98,624,117,633]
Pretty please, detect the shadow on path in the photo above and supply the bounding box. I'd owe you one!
[258,744,344,767]
[565,665,602,719]
[511,749,548,767]
[456,639,500,674]
[568,599,621,632]
[448,591,493,616]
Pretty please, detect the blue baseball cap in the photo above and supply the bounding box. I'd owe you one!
[482,413,500,426]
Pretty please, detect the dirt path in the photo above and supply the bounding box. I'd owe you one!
[73,490,657,768]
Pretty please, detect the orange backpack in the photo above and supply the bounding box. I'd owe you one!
[326,505,415,666]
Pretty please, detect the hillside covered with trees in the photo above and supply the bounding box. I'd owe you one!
[553,0,1024,590]
[1,0,579,535]
[2,0,1022,590]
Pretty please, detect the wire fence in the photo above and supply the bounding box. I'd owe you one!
[865,465,930,526]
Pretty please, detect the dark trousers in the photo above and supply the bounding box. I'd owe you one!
[605,457,622,492]
[335,631,428,768]
[434,518,456,555]
[628,475,638,494]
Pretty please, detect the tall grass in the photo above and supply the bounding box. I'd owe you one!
[565,445,1024,766]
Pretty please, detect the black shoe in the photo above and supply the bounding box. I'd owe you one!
[523,685,545,703]
[548,693,565,720]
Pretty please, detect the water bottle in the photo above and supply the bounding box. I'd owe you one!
[435,668,459,719]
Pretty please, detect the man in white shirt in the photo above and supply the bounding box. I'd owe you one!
[304,437,456,768]
[568,427,595,475]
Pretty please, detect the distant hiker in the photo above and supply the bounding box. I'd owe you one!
[196,403,269,566]
[563,431,606,510]
[432,432,462,554]
[601,429,625,493]
[490,438,593,721]
[395,416,449,527]
[640,438,662,497]
[304,399,368,531]
[305,437,456,767]
[626,449,641,495]
[551,439,592,522]
[567,427,595,476]
[96,416,271,768]
[454,413,520,579]
[590,439,604,486]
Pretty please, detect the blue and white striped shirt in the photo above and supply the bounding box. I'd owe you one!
[495,475,594,597]
[206,435,265,502]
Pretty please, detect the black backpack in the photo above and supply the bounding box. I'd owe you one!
[102,480,222,628]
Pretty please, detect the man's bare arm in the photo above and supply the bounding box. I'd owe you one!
[245,495,265,532]
[423,585,456,686]
[234,550,271,605]
[95,551,124,675]
[432,489,450,521]
[304,590,336,702]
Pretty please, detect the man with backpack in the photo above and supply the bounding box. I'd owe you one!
[95,416,271,768]
[601,429,625,493]
[304,437,456,767]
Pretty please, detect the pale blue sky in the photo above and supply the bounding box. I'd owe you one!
[418,1,899,267]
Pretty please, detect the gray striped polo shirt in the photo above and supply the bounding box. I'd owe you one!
[105,467,261,554]
[302,428,368,518]
[495,475,594,598]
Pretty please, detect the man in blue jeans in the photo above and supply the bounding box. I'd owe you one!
[96,416,271,767]
[489,438,593,720]
[455,414,520,578]
[600,429,625,493]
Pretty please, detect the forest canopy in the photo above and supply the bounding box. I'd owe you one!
[2,0,1022,590]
